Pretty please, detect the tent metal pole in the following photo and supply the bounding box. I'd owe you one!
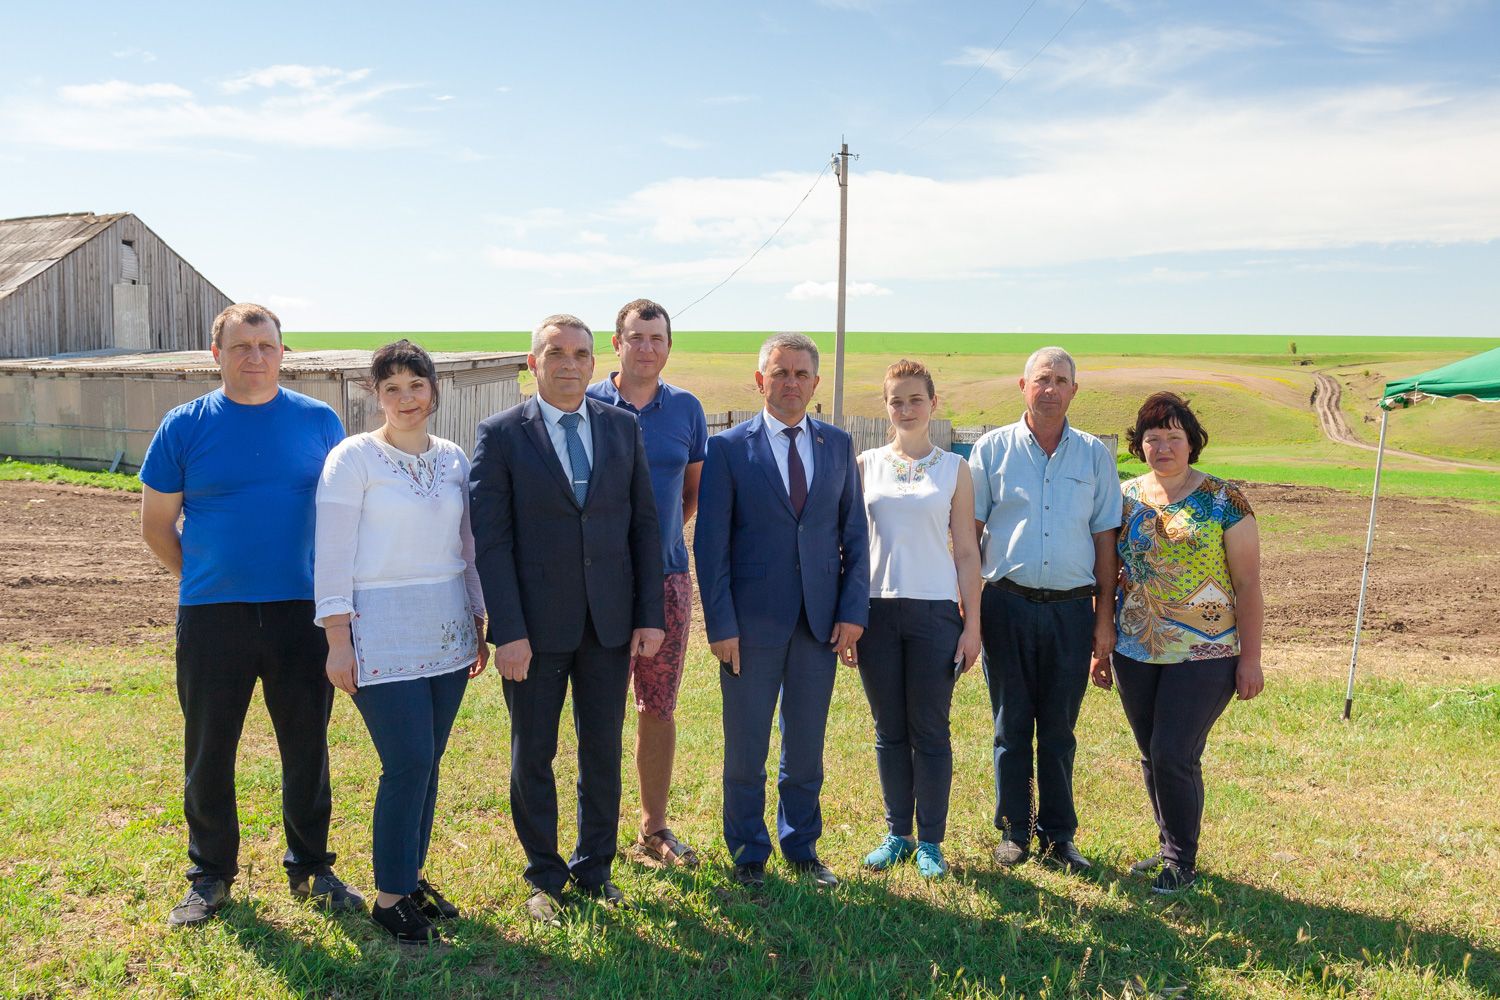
[1345,406,1390,720]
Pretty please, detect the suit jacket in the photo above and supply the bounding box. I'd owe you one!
[470,395,665,653]
[694,412,869,648]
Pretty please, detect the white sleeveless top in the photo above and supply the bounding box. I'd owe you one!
[859,444,965,601]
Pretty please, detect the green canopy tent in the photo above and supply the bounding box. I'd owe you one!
[1345,346,1500,719]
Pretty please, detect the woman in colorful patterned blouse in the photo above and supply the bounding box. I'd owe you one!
[1091,391,1264,895]
[854,360,983,879]
[314,341,488,944]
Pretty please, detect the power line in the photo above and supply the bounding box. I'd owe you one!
[893,0,1043,146]
[925,0,1091,148]
[674,160,833,320]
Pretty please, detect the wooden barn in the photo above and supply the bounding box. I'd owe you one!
[0,349,528,472]
[0,212,230,358]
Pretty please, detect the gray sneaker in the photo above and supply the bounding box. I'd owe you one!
[290,871,366,912]
[167,877,230,927]
[1129,852,1163,876]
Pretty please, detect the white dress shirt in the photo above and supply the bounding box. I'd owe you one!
[536,394,594,472]
[761,409,816,494]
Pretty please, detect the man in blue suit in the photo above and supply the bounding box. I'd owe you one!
[694,332,870,890]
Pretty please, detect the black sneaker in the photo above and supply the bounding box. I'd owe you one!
[993,839,1030,867]
[731,862,766,889]
[167,877,230,927]
[411,878,459,921]
[1151,864,1198,895]
[290,871,367,912]
[372,895,441,944]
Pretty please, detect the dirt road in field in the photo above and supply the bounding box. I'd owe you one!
[1,479,1496,657]
[1311,373,1499,470]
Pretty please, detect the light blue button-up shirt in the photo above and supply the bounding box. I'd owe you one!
[969,414,1122,590]
[536,394,593,470]
[761,409,816,493]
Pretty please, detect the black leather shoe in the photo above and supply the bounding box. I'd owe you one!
[411,878,459,920]
[290,870,367,911]
[577,880,630,909]
[167,877,230,927]
[731,862,766,889]
[524,888,567,924]
[791,858,839,889]
[1039,840,1092,872]
[371,896,440,944]
[993,839,1030,867]
[1151,864,1198,895]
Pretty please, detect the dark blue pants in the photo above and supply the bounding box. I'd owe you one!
[175,601,336,883]
[980,586,1093,845]
[351,667,469,895]
[721,613,836,865]
[502,618,630,894]
[1112,652,1237,871]
[856,598,963,843]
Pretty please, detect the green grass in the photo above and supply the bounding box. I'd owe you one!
[2,640,1496,998]
[285,331,1500,358]
[0,458,142,492]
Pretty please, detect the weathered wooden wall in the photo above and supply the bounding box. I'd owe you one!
[0,216,229,358]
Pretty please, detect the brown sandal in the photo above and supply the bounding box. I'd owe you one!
[638,828,700,868]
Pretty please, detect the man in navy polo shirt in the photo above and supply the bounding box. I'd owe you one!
[586,298,708,868]
[141,303,365,926]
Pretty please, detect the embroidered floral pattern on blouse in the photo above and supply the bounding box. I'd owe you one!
[885,448,945,495]
[370,437,448,499]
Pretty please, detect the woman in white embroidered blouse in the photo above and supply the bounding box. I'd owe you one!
[314,341,487,945]
[854,360,983,879]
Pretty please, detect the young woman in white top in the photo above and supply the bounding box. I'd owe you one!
[314,340,488,945]
[855,359,983,878]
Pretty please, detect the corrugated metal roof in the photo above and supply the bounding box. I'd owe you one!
[0,212,128,300]
[0,348,529,376]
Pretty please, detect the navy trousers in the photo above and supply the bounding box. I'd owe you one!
[351,667,469,895]
[1112,652,1238,871]
[721,612,836,865]
[175,601,336,883]
[855,597,963,843]
[503,617,631,893]
[980,585,1093,845]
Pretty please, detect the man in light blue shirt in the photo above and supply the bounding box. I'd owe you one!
[969,346,1121,873]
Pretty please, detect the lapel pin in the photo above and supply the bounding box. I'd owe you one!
[816,436,824,444]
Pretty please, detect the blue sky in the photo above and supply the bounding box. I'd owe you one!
[2,0,1497,335]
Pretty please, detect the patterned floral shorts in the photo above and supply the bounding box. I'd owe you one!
[630,572,692,722]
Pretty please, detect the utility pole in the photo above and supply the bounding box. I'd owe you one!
[831,140,854,423]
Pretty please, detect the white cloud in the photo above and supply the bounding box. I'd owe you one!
[58,81,192,106]
[700,94,756,106]
[578,230,609,245]
[787,281,892,300]
[111,48,157,63]
[662,133,707,150]
[486,247,640,273]
[1,65,415,151]
[264,294,312,311]
[434,94,456,102]
[1293,0,1482,47]
[496,85,512,94]
[221,65,371,93]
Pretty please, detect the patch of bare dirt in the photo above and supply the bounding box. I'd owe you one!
[1,479,1496,661]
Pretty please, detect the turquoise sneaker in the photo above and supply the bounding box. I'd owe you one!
[914,841,949,878]
[863,834,915,870]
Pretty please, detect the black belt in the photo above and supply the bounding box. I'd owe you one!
[986,577,1096,603]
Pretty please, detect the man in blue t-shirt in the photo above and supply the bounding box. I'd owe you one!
[586,299,708,869]
[140,303,365,927]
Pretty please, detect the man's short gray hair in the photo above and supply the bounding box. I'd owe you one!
[1023,346,1077,381]
[758,332,820,374]
[531,314,593,354]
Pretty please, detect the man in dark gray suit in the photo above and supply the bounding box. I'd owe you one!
[470,314,665,922]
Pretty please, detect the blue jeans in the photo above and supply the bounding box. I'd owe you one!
[980,585,1093,845]
[856,598,963,843]
[352,667,469,895]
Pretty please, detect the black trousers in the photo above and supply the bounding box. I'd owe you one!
[502,616,630,894]
[1112,652,1237,871]
[980,585,1093,845]
[175,601,336,883]
[855,598,963,843]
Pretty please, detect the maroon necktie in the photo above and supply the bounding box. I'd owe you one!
[783,426,807,517]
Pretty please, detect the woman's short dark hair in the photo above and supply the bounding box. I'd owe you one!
[368,339,439,414]
[1127,391,1207,463]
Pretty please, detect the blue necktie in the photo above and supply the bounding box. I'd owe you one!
[558,412,590,505]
